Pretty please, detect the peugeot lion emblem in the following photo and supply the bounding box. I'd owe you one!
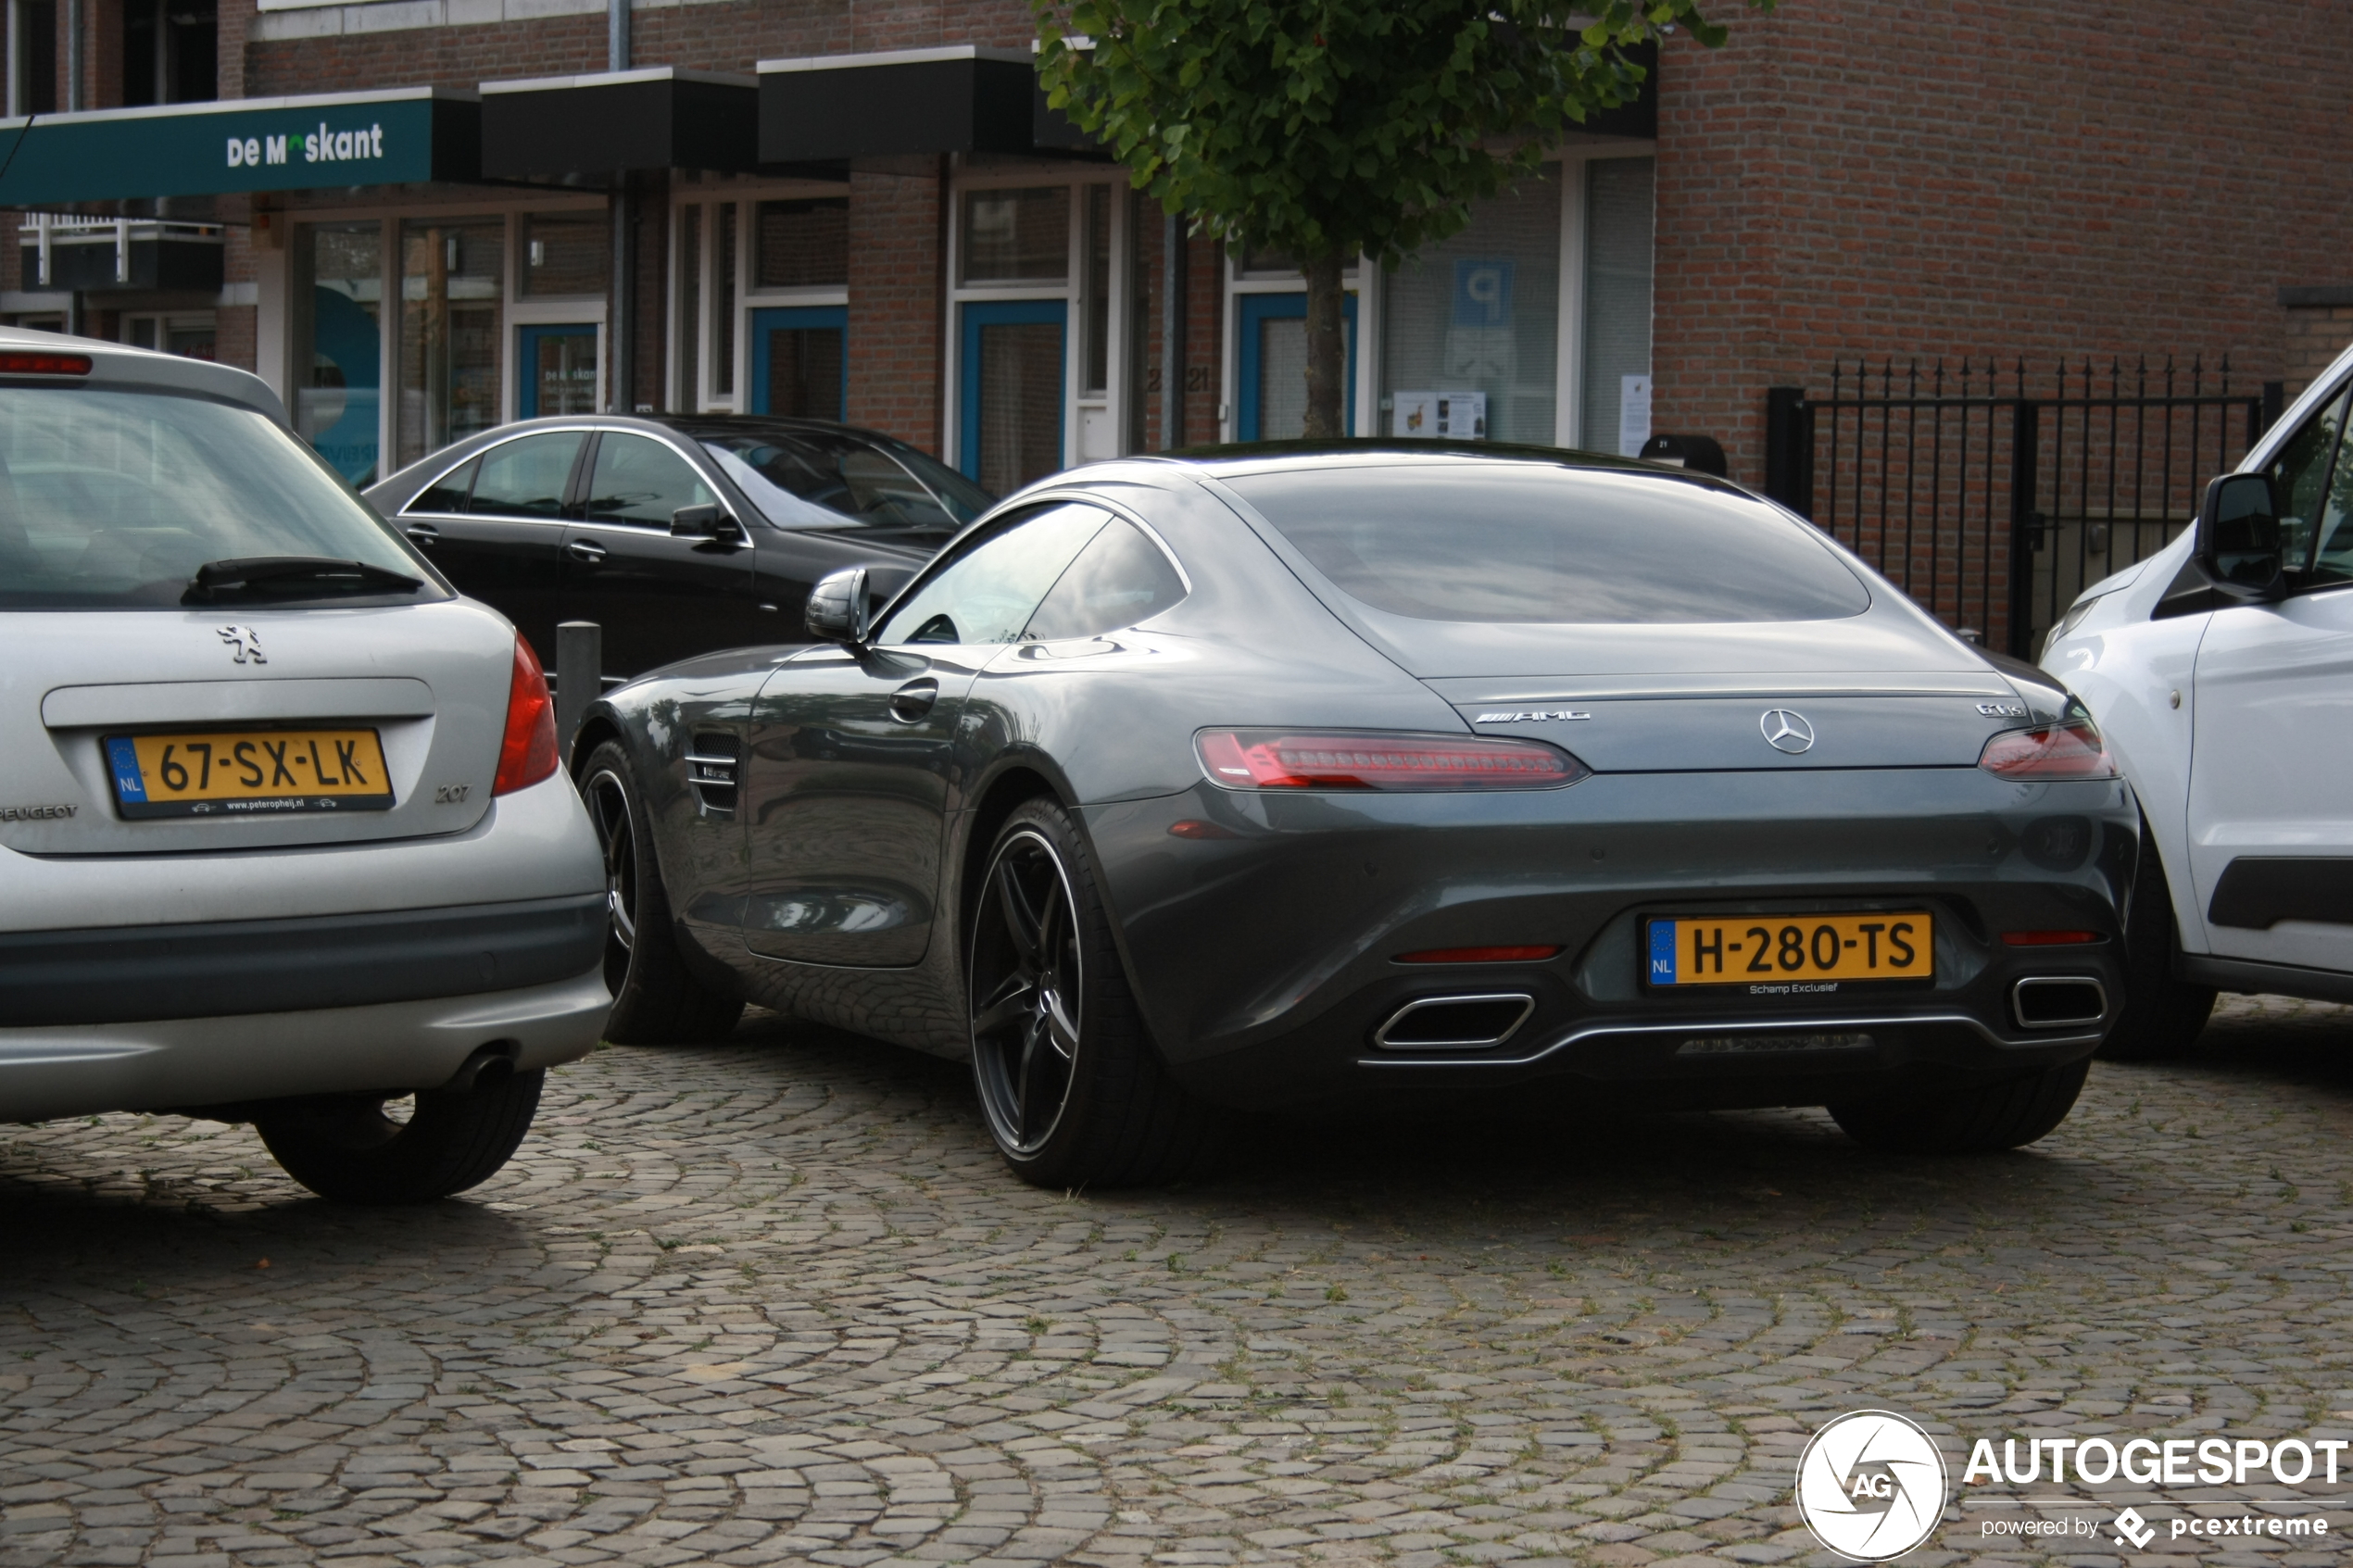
[1760,709,1816,755]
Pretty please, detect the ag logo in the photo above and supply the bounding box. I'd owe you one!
[1794,1410,1947,1561]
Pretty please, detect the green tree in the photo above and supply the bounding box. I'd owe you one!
[1036,0,1770,441]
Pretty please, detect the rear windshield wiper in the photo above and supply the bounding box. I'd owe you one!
[182,557,425,605]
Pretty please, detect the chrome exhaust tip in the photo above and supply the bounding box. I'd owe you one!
[1373,994,1535,1050]
[2012,976,2108,1030]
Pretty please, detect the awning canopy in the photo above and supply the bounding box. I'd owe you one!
[481,68,758,178]
[0,86,480,212]
[758,45,1097,163]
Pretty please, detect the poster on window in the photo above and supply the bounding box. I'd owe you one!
[1391,390,1487,440]
[1618,375,1653,458]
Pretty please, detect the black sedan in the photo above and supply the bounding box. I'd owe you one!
[572,444,2135,1186]
[363,415,993,678]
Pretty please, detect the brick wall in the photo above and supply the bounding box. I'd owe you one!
[1652,0,2353,489]
[2281,298,2353,396]
[845,158,945,450]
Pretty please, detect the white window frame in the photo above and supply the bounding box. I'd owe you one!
[1554,142,1656,451]
[1213,143,1656,453]
[942,166,1138,479]
[276,194,609,477]
[1219,252,1370,444]
[118,309,219,358]
[668,179,850,416]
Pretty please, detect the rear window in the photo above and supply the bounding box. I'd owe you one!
[697,428,994,539]
[0,386,432,609]
[1223,463,1871,624]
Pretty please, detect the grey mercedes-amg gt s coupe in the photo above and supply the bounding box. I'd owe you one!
[572,444,2134,1186]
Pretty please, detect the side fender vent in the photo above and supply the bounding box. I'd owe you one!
[686,732,740,818]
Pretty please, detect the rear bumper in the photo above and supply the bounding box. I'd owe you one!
[1084,769,2135,1109]
[0,894,606,1026]
[0,969,610,1123]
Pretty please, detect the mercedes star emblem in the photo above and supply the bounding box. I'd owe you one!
[1760,709,1816,754]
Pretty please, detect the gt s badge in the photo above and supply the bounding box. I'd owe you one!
[218,624,267,665]
[1475,709,1592,723]
[1976,702,2028,718]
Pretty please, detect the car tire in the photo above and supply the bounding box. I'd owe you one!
[2097,825,2217,1061]
[1829,1056,2091,1155]
[578,740,745,1046]
[254,1067,547,1203]
[966,797,1214,1188]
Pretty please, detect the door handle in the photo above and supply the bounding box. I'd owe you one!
[566,539,607,564]
[889,678,939,722]
[403,522,440,545]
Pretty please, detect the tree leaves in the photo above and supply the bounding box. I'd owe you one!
[1038,0,1768,271]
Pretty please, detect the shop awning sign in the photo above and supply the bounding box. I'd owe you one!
[0,86,479,208]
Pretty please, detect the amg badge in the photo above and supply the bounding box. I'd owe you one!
[1475,709,1592,723]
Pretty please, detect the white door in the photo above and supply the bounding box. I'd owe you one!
[2187,378,2353,971]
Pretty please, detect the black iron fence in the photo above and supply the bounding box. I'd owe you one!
[1763,358,2282,658]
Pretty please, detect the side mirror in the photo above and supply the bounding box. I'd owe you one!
[804,566,870,646]
[2196,471,2288,597]
[670,503,737,540]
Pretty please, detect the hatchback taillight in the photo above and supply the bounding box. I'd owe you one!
[1977,720,2115,780]
[493,635,560,796]
[1195,729,1588,791]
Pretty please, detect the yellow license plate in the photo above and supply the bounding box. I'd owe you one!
[105,729,395,819]
[1646,911,1932,987]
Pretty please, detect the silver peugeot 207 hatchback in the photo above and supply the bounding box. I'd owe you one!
[0,332,610,1202]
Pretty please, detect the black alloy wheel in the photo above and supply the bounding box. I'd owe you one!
[576,740,744,1045]
[584,765,641,999]
[970,824,1085,1156]
[965,798,1214,1187]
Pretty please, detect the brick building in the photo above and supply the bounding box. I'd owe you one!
[0,0,2347,646]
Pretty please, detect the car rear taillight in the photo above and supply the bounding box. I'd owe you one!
[1977,721,2115,780]
[493,635,560,796]
[1195,729,1588,791]
[2002,930,2103,947]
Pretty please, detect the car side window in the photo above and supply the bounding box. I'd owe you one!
[874,503,1111,646]
[837,445,955,529]
[582,433,716,528]
[407,456,477,514]
[467,433,582,520]
[2267,385,2352,580]
[1023,519,1188,640]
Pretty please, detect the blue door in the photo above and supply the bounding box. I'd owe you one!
[1236,292,1357,441]
[749,306,848,420]
[960,298,1066,495]
[517,324,599,419]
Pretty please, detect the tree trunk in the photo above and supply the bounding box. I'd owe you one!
[1301,250,1347,439]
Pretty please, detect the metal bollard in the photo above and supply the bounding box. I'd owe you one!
[555,621,602,752]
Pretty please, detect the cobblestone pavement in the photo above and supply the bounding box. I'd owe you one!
[6,996,2353,1568]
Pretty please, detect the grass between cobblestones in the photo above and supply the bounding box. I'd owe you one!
[3,997,2351,1568]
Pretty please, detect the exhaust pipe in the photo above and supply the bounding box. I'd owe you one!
[2012,976,2107,1030]
[1374,994,1534,1050]
[439,1041,520,1096]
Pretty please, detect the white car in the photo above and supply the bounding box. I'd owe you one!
[0,331,610,1200]
[2043,338,2353,1058]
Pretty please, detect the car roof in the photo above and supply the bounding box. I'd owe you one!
[1070,439,1759,503]
[476,411,914,448]
[0,325,285,422]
